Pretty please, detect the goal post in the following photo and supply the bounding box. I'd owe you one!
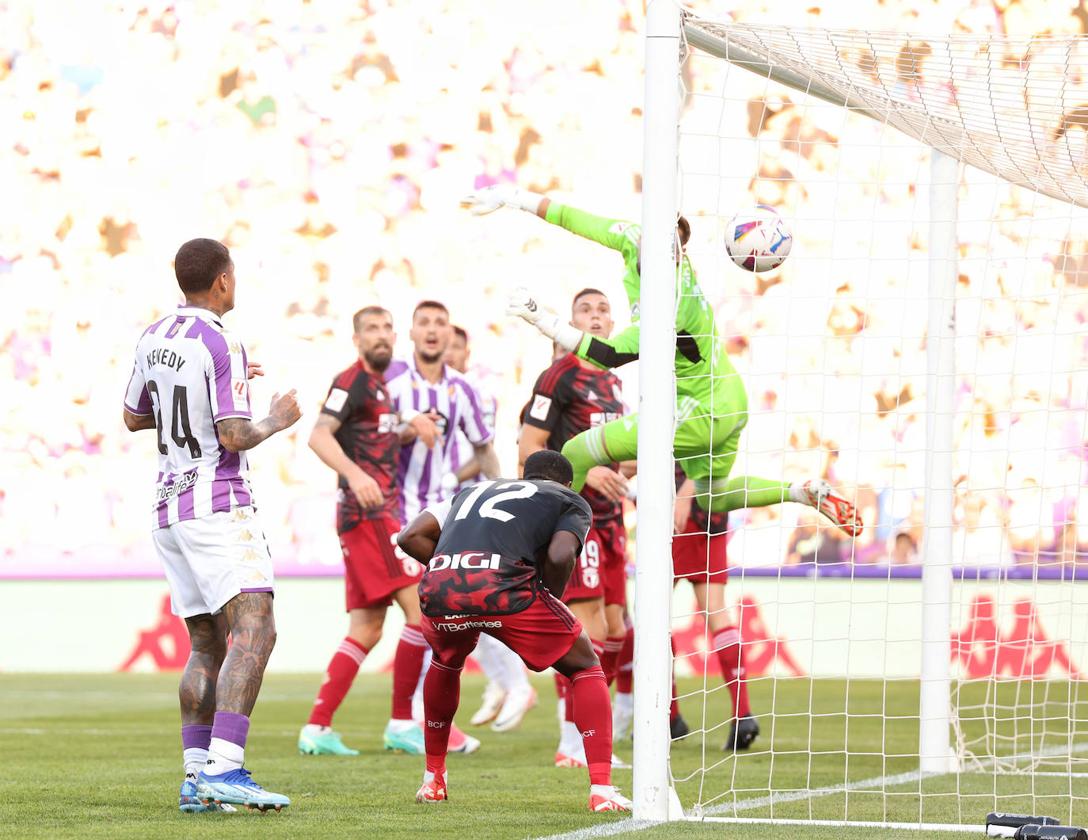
[634,7,1088,829]
[632,0,682,821]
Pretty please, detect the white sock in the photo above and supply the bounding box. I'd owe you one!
[495,641,530,692]
[301,723,330,735]
[614,691,633,713]
[559,720,581,754]
[205,737,244,775]
[473,634,509,690]
[388,717,417,731]
[412,649,432,722]
[183,747,207,779]
[591,784,617,798]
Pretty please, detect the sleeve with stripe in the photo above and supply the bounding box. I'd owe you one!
[207,332,252,422]
[575,324,641,371]
[455,379,494,446]
[123,342,153,416]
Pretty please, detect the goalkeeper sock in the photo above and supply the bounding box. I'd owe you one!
[559,432,599,493]
[423,660,462,777]
[700,476,792,513]
[570,665,612,786]
[714,626,751,718]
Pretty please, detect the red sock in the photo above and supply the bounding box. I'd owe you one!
[564,675,577,723]
[423,660,461,777]
[601,635,624,686]
[713,626,751,718]
[308,637,368,727]
[392,624,428,721]
[615,623,634,694]
[571,665,613,786]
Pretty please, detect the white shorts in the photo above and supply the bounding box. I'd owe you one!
[152,506,275,618]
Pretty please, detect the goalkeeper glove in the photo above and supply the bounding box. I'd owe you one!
[507,288,583,352]
[461,184,544,216]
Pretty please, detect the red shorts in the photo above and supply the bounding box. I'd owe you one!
[421,590,583,673]
[563,518,627,606]
[340,515,422,611]
[672,513,729,583]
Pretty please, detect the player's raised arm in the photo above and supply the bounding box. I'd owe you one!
[461,186,635,254]
[217,390,301,452]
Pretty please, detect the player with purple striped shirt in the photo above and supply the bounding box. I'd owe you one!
[123,238,301,813]
[384,300,500,521]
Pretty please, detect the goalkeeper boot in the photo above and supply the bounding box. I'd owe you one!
[670,713,691,741]
[298,724,359,756]
[791,479,862,537]
[196,767,290,812]
[589,785,632,813]
[447,723,481,755]
[725,715,760,751]
[415,770,448,804]
[469,681,506,726]
[384,720,426,755]
[179,776,237,813]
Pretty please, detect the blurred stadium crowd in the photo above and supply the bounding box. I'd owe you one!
[1,0,1087,576]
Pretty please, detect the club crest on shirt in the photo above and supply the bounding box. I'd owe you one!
[530,394,552,421]
[378,412,398,434]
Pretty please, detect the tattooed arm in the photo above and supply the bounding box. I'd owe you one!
[217,390,301,453]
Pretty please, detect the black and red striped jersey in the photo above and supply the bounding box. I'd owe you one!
[321,360,401,532]
[417,479,592,617]
[522,354,626,521]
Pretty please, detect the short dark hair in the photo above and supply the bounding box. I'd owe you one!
[413,299,449,320]
[451,325,469,343]
[353,305,392,333]
[571,288,607,308]
[524,450,574,485]
[175,238,231,294]
[677,215,691,247]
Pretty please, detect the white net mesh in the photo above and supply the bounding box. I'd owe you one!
[667,16,1088,827]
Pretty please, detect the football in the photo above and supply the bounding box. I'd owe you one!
[725,205,792,272]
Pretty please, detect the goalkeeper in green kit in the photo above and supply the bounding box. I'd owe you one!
[461,185,861,535]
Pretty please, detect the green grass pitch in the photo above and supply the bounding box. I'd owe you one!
[0,673,1082,839]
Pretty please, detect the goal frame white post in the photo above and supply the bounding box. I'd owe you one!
[634,2,966,822]
[632,0,682,822]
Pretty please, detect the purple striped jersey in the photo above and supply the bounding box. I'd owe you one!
[384,358,493,524]
[450,368,497,484]
[124,306,254,529]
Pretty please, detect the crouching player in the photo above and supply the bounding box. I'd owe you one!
[397,450,630,812]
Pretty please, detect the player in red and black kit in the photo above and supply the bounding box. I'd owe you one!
[299,306,439,757]
[398,450,631,812]
[518,288,633,766]
[673,467,758,750]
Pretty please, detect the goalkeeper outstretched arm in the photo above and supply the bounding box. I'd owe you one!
[506,288,639,370]
[462,186,641,256]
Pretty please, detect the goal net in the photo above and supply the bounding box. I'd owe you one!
[636,7,1088,829]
